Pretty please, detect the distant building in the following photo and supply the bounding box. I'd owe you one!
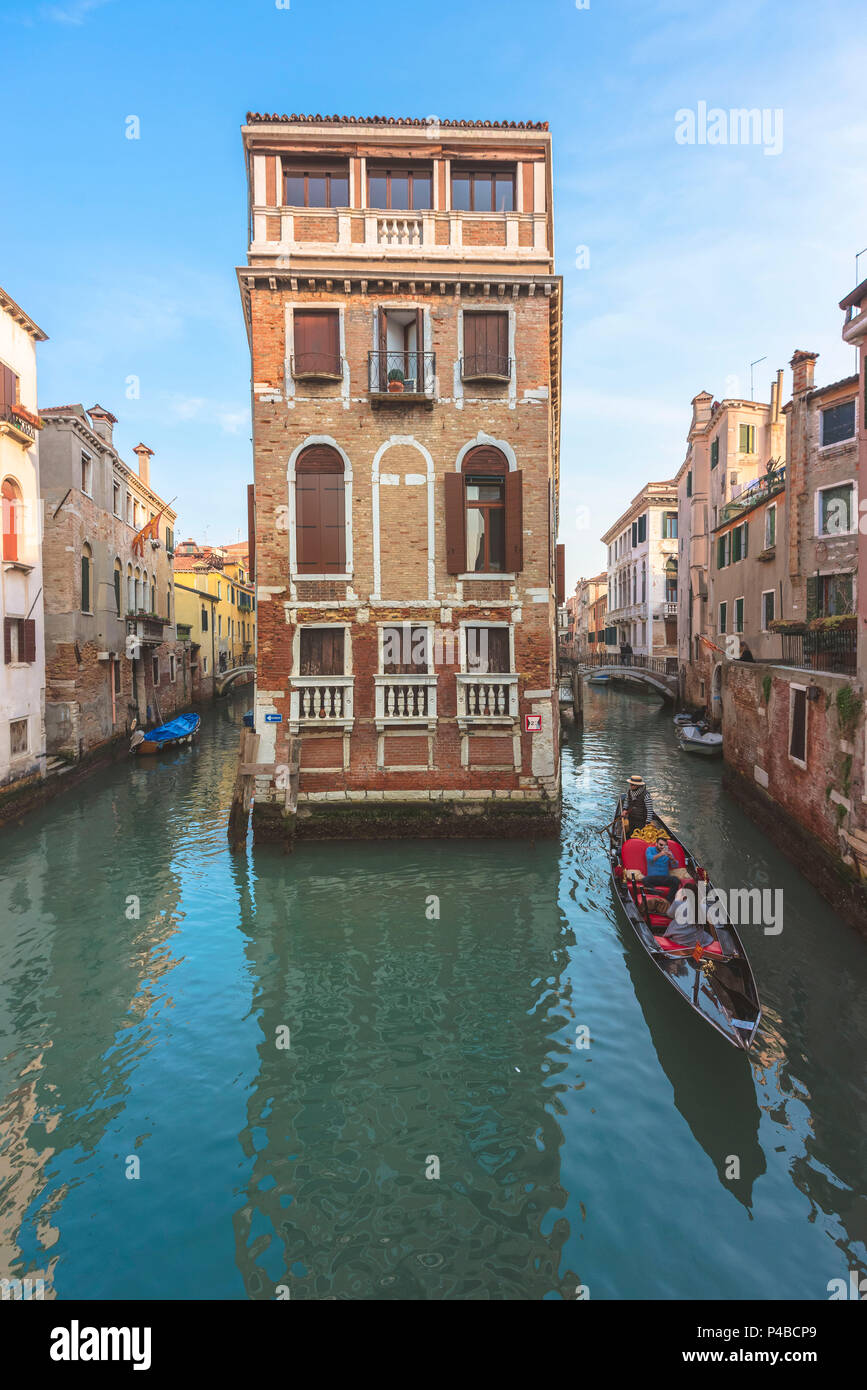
[676,382,786,710]
[601,483,678,663]
[174,541,256,694]
[0,286,47,795]
[572,573,607,660]
[39,407,185,757]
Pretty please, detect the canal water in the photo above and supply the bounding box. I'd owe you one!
[0,684,864,1301]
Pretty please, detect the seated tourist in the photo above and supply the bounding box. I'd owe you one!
[642,837,681,894]
[664,885,715,949]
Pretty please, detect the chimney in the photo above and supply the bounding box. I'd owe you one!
[690,390,713,432]
[774,368,784,423]
[790,350,818,397]
[87,403,118,446]
[133,442,154,489]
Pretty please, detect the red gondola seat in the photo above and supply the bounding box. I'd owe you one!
[652,933,724,956]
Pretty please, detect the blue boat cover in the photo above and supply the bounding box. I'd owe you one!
[147,713,200,745]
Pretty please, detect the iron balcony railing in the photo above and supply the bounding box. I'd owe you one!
[1,404,36,440]
[368,350,436,396]
[290,352,344,380]
[720,466,787,524]
[779,625,857,675]
[579,651,679,675]
[460,354,512,382]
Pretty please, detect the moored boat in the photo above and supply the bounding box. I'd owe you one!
[677,724,723,756]
[587,673,611,684]
[129,712,201,755]
[607,800,762,1050]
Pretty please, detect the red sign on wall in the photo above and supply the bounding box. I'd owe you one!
[524,713,542,733]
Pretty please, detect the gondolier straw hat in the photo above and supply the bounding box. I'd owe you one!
[627,775,645,788]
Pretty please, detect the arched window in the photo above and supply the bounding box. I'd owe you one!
[141,571,149,613]
[114,558,122,615]
[2,477,22,562]
[445,446,522,575]
[127,563,134,614]
[632,565,637,604]
[641,560,646,603]
[81,543,93,613]
[295,444,346,574]
[134,566,141,611]
[166,587,172,622]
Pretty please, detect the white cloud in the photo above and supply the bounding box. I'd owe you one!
[42,0,113,24]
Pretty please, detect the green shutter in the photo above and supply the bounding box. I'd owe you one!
[806,575,818,622]
[717,536,725,569]
[711,438,719,468]
[743,522,749,557]
[686,470,692,497]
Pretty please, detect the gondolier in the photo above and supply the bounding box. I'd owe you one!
[624,774,653,834]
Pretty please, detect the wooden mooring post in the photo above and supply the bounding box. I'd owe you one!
[228,727,260,849]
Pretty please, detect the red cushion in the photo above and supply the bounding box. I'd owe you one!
[653,934,723,956]
[621,840,648,873]
[648,914,671,927]
[666,841,687,868]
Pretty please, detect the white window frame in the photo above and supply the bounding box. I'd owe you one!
[113,480,121,517]
[815,479,857,538]
[765,502,776,549]
[287,435,354,582]
[80,451,92,497]
[152,656,160,686]
[458,619,515,674]
[788,683,808,770]
[169,653,177,683]
[820,399,856,448]
[9,716,29,759]
[761,589,775,631]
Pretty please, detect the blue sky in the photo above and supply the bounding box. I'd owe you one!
[1,0,865,584]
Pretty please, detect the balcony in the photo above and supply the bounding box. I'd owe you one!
[720,465,787,524]
[374,674,437,727]
[664,600,678,617]
[376,216,423,248]
[368,351,436,407]
[290,352,344,382]
[460,354,512,384]
[0,403,38,445]
[126,614,169,645]
[456,673,519,723]
[773,620,857,676]
[289,676,354,730]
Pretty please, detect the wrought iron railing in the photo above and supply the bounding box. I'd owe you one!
[779,626,856,675]
[368,351,436,395]
[1,404,36,440]
[720,466,787,523]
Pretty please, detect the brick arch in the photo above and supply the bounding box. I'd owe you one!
[454,433,517,472]
[460,444,508,476]
[2,476,23,561]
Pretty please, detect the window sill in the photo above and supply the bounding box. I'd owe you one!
[459,573,516,582]
[292,573,351,582]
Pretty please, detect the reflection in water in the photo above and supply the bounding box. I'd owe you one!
[0,683,863,1299]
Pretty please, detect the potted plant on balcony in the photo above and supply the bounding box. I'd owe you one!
[387,368,405,394]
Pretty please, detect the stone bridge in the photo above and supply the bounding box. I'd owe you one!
[215,665,255,696]
[563,657,678,702]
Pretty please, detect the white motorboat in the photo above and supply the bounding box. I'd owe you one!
[677,723,723,756]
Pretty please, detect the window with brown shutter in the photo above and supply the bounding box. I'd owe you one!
[462,312,510,381]
[300,628,345,676]
[295,445,346,574]
[555,544,565,604]
[381,625,430,674]
[2,477,22,561]
[292,310,341,379]
[0,363,18,415]
[466,626,511,673]
[3,617,35,664]
[446,451,523,574]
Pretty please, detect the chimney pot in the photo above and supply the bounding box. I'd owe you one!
[133,442,154,489]
[790,350,818,396]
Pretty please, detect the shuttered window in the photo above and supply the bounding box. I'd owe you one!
[711,438,719,469]
[295,445,346,574]
[81,548,92,613]
[3,617,36,664]
[466,626,511,673]
[2,477,22,561]
[462,312,509,379]
[0,363,18,413]
[299,628,345,675]
[382,625,430,674]
[445,448,522,574]
[555,544,565,604]
[293,310,341,377]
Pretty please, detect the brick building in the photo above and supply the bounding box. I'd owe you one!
[238,112,562,839]
[39,406,187,758]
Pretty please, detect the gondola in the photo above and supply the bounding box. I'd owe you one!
[129,712,201,755]
[607,798,762,1049]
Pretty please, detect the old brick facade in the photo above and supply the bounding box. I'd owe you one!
[239,113,562,839]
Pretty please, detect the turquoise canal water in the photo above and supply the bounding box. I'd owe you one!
[0,685,865,1300]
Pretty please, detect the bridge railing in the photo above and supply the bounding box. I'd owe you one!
[570,651,678,677]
